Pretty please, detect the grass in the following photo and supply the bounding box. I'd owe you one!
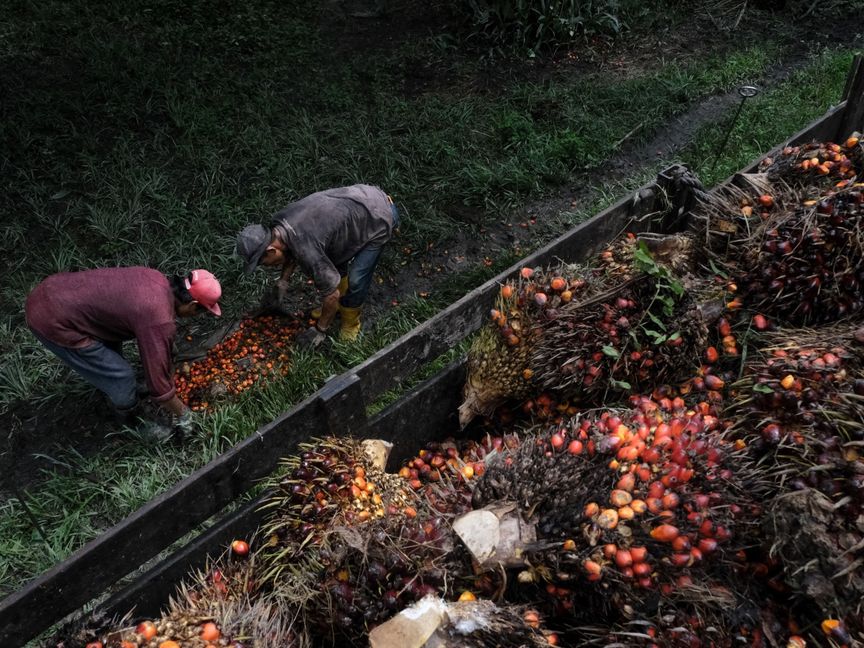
[0,0,857,612]
[680,48,857,186]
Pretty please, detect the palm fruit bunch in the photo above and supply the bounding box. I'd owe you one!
[175,314,302,410]
[691,140,864,327]
[471,395,760,619]
[398,435,523,513]
[115,562,300,648]
[254,438,472,643]
[758,136,861,190]
[61,551,298,648]
[734,186,864,325]
[722,322,864,639]
[460,234,717,427]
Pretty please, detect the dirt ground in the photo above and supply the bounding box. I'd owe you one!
[0,4,858,498]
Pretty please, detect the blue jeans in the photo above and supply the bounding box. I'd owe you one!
[340,202,400,309]
[32,331,138,409]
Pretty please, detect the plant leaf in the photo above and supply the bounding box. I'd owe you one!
[602,345,620,358]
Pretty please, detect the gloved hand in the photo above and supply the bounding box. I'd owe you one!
[171,409,196,440]
[296,325,327,349]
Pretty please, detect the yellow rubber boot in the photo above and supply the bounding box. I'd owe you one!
[339,306,362,341]
[312,276,349,319]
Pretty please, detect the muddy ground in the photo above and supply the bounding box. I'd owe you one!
[1,5,860,498]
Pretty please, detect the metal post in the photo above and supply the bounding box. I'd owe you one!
[710,85,759,173]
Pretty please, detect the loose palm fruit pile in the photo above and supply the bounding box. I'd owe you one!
[459,235,718,427]
[174,314,302,410]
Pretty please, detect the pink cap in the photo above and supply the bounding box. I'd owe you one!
[185,269,222,316]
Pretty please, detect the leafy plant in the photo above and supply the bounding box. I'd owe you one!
[464,0,649,53]
[632,241,685,344]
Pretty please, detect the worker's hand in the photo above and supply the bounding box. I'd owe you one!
[171,409,197,441]
[296,325,327,349]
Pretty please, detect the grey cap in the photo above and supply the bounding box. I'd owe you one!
[235,224,271,273]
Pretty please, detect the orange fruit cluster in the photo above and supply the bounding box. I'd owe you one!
[175,315,303,410]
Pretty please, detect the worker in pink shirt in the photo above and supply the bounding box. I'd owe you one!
[25,267,222,440]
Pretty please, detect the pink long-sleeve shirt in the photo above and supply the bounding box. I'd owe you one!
[25,267,178,402]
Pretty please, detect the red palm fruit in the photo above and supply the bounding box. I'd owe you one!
[584,502,600,518]
[630,546,648,562]
[650,524,680,542]
[630,499,647,514]
[698,538,718,554]
[597,509,619,529]
[583,560,602,577]
[671,553,691,567]
[672,535,691,552]
[647,481,665,498]
[616,472,636,492]
[534,292,548,307]
[661,493,680,509]
[753,313,769,330]
[642,447,661,464]
[567,439,583,455]
[704,374,724,390]
[690,547,703,562]
[550,277,566,291]
[718,318,732,337]
[615,549,633,568]
[610,490,633,507]
[520,267,534,279]
[603,543,618,559]
[633,561,652,577]
[550,432,565,450]
[646,497,662,514]
[501,284,514,299]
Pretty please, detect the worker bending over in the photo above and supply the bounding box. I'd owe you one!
[235,184,399,347]
[25,267,222,439]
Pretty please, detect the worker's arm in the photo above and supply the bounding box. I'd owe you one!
[278,260,296,285]
[315,288,341,331]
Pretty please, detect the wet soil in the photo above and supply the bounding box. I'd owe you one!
[0,4,859,498]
